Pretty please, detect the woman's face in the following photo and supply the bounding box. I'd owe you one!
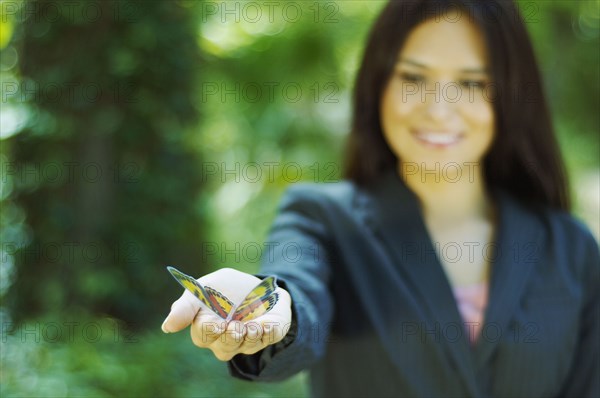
[380,15,495,176]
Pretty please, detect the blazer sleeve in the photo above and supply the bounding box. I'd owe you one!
[558,227,600,397]
[228,184,335,381]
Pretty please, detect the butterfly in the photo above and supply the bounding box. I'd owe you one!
[166,266,279,323]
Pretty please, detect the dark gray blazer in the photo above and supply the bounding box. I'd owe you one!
[228,170,599,398]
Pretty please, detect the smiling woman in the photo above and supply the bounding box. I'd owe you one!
[379,14,497,290]
[380,17,495,172]
[345,1,569,213]
[162,1,599,397]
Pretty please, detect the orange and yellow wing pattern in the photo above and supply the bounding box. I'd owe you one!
[204,286,234,318]
[228,276,279,322]
[167,266,278,322]
[167,266,233,319]
[230,292,279,322]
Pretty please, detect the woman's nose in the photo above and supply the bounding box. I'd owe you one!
[423,82,455,121]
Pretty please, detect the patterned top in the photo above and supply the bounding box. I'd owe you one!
[452,282,489,345]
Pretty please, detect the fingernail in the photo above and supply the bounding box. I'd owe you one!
[161,316,171,333]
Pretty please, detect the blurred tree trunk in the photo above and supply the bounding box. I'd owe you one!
[7,0,205,327]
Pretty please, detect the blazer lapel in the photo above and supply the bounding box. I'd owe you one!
[357,169,543,396]
[360,170,480,395]
[472,189,543,369]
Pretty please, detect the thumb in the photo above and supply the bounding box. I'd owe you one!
[162,291,201,333]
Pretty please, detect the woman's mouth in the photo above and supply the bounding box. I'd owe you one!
[411,129,464,148]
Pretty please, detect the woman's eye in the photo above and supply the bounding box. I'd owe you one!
[399,72,424,83]
[460,80,486,89]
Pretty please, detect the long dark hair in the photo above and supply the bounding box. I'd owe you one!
[343,0,570,211]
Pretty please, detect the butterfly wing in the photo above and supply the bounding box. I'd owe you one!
[228,276,279,322]
[166,266,233,319]
[230,292,279,322]
[204,286,234,319]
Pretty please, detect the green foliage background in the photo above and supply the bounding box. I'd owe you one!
[1,0,598,396]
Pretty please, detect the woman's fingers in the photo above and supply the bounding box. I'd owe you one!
[236,321,266,355]
[215,287,293,356]
[244,321,263,343]
[190,311,226,348]
[255,287,293,345]
[162,290,202,333]
[211,321,247,361]
[211,321,275,359]
[178,307,292,361]
[259,315,291,346]
[162,268,294,362]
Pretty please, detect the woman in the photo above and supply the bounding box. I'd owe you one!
[162,1,599,396]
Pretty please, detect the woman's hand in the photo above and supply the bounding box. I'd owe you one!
[161,268,292,361]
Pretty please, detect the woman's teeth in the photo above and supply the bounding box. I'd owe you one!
[413,130,463,146]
